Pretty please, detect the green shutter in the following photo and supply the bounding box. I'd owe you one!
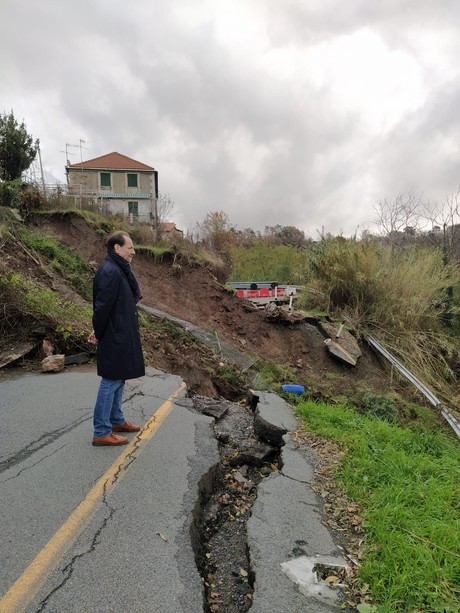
[127,173,138,187]
[100,172,111,187]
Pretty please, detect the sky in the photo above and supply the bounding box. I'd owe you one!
[2,0,460,238]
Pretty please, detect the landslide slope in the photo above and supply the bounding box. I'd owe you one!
[2,210,391,400]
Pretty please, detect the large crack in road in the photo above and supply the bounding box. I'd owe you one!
[189,393,281,613]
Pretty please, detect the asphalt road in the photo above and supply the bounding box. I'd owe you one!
[0,365,218,613]
[0,365,344,613]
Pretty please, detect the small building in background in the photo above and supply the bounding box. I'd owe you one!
[66,151,158,223]
[158,222,184,241]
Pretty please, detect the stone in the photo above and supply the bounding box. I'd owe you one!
[41,354,65,372]
[228,441,274,467]
[38,339,54,358]
[64,353,90,365]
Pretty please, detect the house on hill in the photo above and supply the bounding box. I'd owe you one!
[66,152,158,223]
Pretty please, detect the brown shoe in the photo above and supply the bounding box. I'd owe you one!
[92,432,129,446]
[112,421,141,432]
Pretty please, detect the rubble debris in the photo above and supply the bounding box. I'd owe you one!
[191,395,281,612]
[0,342,36,369]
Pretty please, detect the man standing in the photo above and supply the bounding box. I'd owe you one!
[88,231,145,446]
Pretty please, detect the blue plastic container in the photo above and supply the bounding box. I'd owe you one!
[281,384,305,395]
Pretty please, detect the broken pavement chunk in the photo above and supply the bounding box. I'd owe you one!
[324,339,357,367]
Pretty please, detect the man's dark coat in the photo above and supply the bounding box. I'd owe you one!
[92,256,145,381]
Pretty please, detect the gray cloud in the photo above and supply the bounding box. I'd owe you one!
[2,0,460,237]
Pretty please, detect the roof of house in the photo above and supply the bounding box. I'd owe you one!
[159,223,183,233]
[67,152,155,171]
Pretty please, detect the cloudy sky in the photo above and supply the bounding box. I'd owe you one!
[2,1,460,237]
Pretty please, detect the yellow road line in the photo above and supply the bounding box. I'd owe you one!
[0,381,186,613]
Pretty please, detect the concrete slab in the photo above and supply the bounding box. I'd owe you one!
[253,390,299,432]
[252,389,299,445]
[280,433,314,483]
[248,391,344,612]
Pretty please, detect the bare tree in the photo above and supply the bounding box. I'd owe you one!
[152,192,175,240]
[373,192,423,244]
[157,192,175,223]
[263,224,307,247]
[421,188,460,262]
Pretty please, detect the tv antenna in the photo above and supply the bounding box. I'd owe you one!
[61,140,88,166]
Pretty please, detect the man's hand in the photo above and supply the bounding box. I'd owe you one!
[87,331,97,345]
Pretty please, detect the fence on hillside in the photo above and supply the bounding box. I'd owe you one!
[139,304,256,372]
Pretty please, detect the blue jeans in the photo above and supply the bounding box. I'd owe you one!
[93,378,126,438]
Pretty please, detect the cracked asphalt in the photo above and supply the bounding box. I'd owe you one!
[0,366,343,612]
[0,366,216,612]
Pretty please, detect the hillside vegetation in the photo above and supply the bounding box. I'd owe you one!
[2,205,460,410]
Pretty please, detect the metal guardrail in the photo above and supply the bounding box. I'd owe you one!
[367,335,460,440]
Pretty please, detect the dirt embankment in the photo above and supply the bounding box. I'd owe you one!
[14,212,390,401]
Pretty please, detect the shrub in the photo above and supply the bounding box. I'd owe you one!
[250,360,297,390]
[304,237,460,332]
[0,179,23,208]
[361,392,398,422]
[301,236,460,403]
[228,241,309,285]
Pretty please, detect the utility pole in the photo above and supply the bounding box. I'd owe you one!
[37,144,47,202]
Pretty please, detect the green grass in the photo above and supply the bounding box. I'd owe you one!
[296,400,460,612]
[0,271,92,343]
[135,244,171,259]
[216,364,246,387]
[18,227,93,298]
[250,359,297,390]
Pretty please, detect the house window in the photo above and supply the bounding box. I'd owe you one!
[128,201,139,220]
[127,173,138,188]
[100,172,111,188]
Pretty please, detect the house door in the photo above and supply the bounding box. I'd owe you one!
[128,201,139,223]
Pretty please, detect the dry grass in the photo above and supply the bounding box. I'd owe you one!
[302,237,460,407]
